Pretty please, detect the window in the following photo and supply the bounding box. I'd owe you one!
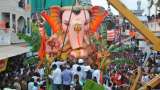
[18,0,25,9]
[2,13,10,28]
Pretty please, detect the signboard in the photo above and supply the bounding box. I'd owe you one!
[0,59,8,72]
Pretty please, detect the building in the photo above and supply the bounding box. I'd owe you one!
[0,0,31,72]
[0,0,31,45]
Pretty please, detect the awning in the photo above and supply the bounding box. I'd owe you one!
[0,44,30,60]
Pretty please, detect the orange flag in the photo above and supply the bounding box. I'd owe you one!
[38,25,47,61]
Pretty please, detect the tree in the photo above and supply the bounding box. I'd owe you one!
[17,22,41,66]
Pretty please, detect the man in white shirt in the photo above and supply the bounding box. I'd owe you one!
[72,59,85,73]
[51,58,66,68]
[32,82,38,90]
[37,67,44,79]
[92,64,100,84]
[141,74,150,85]
[72,59,86,82]
[49,64,62,90]
[28,78,34,90]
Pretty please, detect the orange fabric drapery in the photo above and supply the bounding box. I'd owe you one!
[38,26,47,61]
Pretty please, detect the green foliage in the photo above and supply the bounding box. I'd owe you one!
[5,59,13,72]
[90,19,133,68]
[99,24,108,50]
[106,20,115,30]
[17,23,41,52]
[17,23,41,66]
[109,45,132,53]
[23,56,39,66]
[109,45,133,67]
[90,23,108,50]
[83,80,105,90]
[112,57,134,66]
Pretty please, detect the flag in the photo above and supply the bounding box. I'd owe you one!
[38,25,47,61]
[107,29,115,41]
[107,29,120,41]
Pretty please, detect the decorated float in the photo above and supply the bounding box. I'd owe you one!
[36,0,137,73]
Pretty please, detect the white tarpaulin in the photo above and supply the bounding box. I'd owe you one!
[0,44,30,60]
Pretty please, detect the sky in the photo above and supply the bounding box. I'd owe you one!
[91,0,156,15]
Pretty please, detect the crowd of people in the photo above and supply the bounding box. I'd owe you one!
[0,53,160,90]
[0,57,138,90]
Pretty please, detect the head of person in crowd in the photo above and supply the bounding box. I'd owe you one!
[34,72,40,77]
[94,64,98,70]
[14,76,19,82]
[30,78,34,82]
[34,82,38,87]
[37,77,40,82]
[54,57,60,62]
[52,64,57,70]
[66,64,71,69]
[93,77,97,83]
[108,82,112,87]
[42,81,46,86]
[74,74,80,82]
[85,66,92,79]
[60,65,65,71]
[78,59,84,65]
[103,78,107,85]
[77,66,81,72]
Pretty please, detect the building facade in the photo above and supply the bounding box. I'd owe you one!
[0,0,31,45]
[0,0,31,72]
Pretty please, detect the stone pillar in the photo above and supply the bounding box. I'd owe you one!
[15,15,18,33]
[9,13,12,30]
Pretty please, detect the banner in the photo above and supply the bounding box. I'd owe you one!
[0,59,8,72]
